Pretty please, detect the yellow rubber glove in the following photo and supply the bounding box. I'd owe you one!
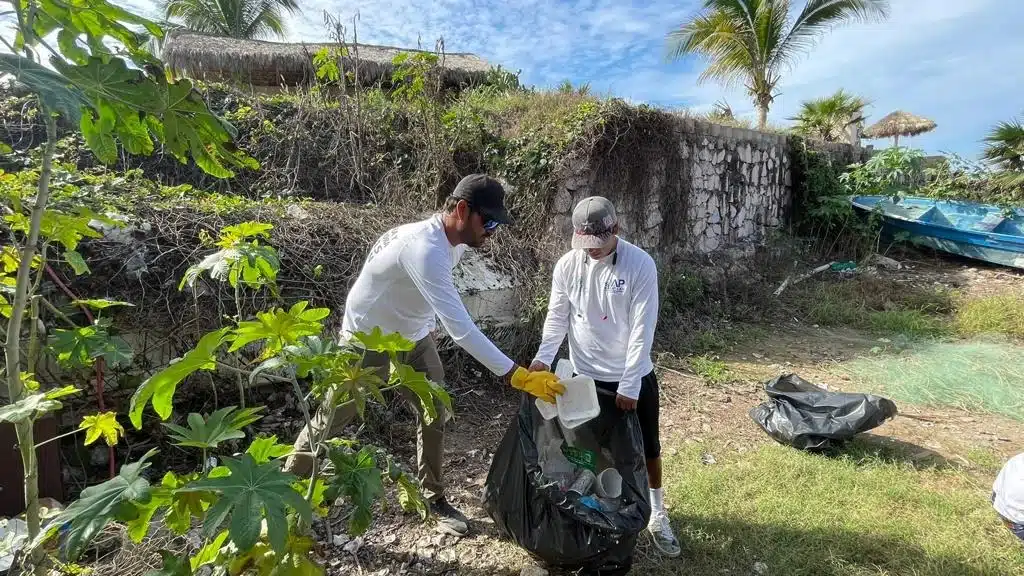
[510,366,566,404]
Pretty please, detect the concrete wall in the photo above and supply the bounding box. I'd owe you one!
[547,115,868,263]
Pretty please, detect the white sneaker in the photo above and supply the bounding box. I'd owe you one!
[647,510,681,558]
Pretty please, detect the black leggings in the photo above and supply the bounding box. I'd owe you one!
[593,371,661,460]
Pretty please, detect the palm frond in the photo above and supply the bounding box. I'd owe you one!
[983,119,1024,172]
[162,0,298,40]
[784,0,890,56]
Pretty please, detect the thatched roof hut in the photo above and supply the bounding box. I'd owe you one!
[863,110,937,147]
[161,30,494,91]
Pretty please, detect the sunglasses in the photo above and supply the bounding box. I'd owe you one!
[483,219,500,231]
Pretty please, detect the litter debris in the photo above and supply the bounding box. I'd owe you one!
[342,536,363,555]
[773,261,835,296]
[870,254,903,270]
[332,533,350,547]
[701,453,717,465]
[750,374,897,451]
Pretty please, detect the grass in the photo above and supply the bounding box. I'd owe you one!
[687,354,730,384]
[956,294,1024,338]
[803,279,955,338]
[841,338,1024,421]
[653,443,1024,576]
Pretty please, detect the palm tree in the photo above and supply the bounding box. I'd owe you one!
[790,89,869,143]
[161,0,300,40]
[983,118,1024,172]
[668,0,890,129]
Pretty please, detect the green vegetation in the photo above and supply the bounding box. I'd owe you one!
[667,0,890,129]
[801,278,954,336]
[659,443,1024,576]
[956,294,1024,338]
[842,338,1024,420]
[161,0,300,39]
[687,354,730,384]
[790,89,868,143]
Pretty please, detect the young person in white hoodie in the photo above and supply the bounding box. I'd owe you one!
[530,196,681,558]
[286,174,564,536]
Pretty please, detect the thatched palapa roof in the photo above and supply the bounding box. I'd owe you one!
[161,30,493,89]
[863,110,937,139]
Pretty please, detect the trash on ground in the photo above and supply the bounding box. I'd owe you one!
[749,374,898,451]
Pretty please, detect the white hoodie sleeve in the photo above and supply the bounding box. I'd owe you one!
[616,255,659,400]
[399,242,515,376]
[533,258,571,367]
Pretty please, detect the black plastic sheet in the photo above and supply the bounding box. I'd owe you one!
[482,390,650,575]
[750,373,898,451]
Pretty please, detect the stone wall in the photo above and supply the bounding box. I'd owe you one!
[547,115,868,263]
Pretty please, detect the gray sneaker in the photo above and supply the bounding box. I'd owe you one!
[648,511,681,557]
[430,498,469,536]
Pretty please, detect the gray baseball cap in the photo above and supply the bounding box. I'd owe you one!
[571,196,618,249]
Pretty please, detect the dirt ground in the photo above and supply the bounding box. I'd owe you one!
[305,257,1024,576]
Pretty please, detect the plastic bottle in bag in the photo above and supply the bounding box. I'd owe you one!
[538,438,576,490]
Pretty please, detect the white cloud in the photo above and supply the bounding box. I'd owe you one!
[132,0,1021,156]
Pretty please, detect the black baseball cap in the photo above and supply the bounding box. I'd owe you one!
[451,174,512,224]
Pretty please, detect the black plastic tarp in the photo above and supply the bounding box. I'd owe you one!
[750,373,898,451]
[482,391,650,575]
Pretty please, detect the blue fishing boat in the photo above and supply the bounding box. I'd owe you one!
[850,196,1024,269]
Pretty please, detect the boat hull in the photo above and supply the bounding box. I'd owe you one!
[850,196,1024,269]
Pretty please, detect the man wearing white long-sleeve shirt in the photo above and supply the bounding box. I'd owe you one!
[286,174,564,536]
[530,196,681,557]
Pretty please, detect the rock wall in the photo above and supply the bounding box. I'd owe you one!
[547,116,868,263]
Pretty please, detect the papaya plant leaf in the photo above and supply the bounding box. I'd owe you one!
[396,473,428,520]
[389,363,452,425]
[246,435,294,464]
[162,406,264,450]
[324,446,384,535]
[351,327,415,356]
[80,411,125,446]
[0,393,63,424]
[178,455,311,555]
[71,298,135,310]
[190,530,229,571]
[64,250,90,275]
[129,328,230,428]
[39,449,158,560]
[227,302,328,358]
[0,53,85,123]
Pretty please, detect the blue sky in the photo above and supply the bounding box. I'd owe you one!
[124,0,1024,157]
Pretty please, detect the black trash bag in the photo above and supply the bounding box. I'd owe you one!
[750,373,898,451]
[482,390,650,575]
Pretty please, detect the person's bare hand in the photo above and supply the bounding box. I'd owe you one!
[529,360,550,373]
[615,394,638,411]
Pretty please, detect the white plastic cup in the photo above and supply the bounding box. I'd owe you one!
[595,468,622,499]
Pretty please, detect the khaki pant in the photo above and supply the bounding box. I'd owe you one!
[285,335,450,502]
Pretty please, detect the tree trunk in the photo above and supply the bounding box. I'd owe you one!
[894,134,900,148]
[4,110,55,576]
[757,104,768,130]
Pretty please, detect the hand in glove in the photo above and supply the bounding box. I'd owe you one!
[509,366,565,404]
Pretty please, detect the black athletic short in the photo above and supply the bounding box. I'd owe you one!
[593,370,661,460]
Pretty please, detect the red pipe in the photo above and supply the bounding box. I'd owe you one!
[44,264,115,479]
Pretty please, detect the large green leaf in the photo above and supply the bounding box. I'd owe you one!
[162,406,264,449]
[325,446,385,535]
[129,328,230,428]
[47,322,133,369]
[389,363,452,425]
[397,473,427,519]
[352,327,415,356]
[52,56,159,112]
[40,449,157,560]
[178,455,311,555]
[0,393,62,424]
[126,471,215,541]
[0,53,85,122]
[246,435,294,464]
[227,301,328,358]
